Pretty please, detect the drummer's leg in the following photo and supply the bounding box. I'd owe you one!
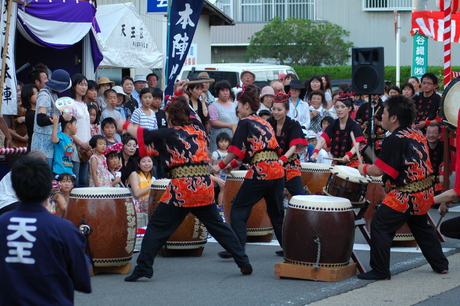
[284,176,304,197]
[133,203,189,277]
[263,177,285,246]
[368,204,407,278]
[230,180,266,247]
[193,204,250,268]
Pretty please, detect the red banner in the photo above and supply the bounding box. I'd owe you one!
[411,11,460,42]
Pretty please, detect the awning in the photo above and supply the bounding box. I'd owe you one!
[96,3,163,69]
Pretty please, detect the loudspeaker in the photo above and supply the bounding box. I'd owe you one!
[352,47,384,95]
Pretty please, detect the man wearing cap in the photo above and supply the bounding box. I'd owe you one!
[198,72,215,104]
[147,73,159,89]
[132,74,148,106]
[31,69,72,168]
[97,77,115,111]
[232,70,258,98]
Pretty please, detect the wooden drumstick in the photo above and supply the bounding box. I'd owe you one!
[350,131,363,165]
[323,157,344,161]
[436,215,444,229]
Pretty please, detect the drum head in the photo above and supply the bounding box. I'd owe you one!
[331,165,371,184]
[152,179,171,190]
[441,77,460,128]
[228,170,248,180]
[301,162,333,173]
[70,187,132,198]
[289,195,352,211]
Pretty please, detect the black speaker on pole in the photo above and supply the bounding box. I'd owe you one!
[352,47,384,95]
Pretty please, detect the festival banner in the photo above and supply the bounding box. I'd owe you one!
[0,0,17,115]
[412,33,428,78]
[164,0,204,96]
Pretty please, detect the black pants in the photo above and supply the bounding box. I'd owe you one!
[440,216,460,239]
[370,204,448,277]
[230,177,285,249]
[133,202,249,277]
[285,175,304,197]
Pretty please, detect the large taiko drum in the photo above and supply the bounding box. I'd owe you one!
[440,77,460,131]
[64,187,137,267]
[324,165,371,205]
[363,176,417,246]
[283,195,355,266]
[148,179,208,254]
[301,163,332,195]
[223,170,274,242]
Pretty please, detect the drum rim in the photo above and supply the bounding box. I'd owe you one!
[301,162,333,172]
[331,165,372,183]
[440,77,460,128]
[289,195,353,210]
[70,187,132,197]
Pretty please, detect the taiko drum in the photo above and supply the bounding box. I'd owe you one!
[148,179,208,252]
[64,187,137,267]
[283,195,355,267]
[223,170,274,242]
[300,163,331,195]
[324,165,371,205]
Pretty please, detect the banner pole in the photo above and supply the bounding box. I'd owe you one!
[0,0,13,116]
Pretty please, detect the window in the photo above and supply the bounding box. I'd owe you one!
[241,0,315,22]
[363,0,412,11]
[217,0,233,18]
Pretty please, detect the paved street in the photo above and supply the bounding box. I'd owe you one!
[74,207,460,306]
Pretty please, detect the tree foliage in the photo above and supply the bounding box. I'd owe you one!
[245,17,354,66]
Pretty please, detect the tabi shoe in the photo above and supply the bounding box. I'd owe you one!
[124,272,152,282]
[275,250,284,256]
[357,270,390,280]
[218,251,233,258]
[240,264,253,275]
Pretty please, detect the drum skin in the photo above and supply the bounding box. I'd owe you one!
[300,163,331,195]
[364,177,416,245]
[325,166,371,204]
[64,187,137,267]
[223,171,274,241]
[283,195,355,266]
[440,77,460,129]
[148,179,208,250]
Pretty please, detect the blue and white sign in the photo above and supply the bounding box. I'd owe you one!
[147,0,168,13]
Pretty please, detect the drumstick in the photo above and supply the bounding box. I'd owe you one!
[436,215,444,229]
[350,131,363,165]
[323,157,344,161]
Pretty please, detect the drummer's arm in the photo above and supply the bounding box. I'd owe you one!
[434,189,460,205]
[211,152,239,174]
[358,163,384,177]
[279,146,297,164]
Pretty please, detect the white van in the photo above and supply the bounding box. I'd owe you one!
[180,63,297,93]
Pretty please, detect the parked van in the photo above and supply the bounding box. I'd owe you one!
[180,63,298,94]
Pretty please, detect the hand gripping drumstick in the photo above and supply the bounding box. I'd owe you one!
[350,131,363,165]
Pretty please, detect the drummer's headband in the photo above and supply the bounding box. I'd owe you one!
[273,92,290,103]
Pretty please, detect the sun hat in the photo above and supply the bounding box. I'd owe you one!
[259,86,275,99]
[287,79,305,90]
[45,69,71,92]
[97,77,115,87]
[278,73,287,81]
[112,85,128,103]
[241,70,256,80]
[306,130,317,140]
[133,74,147,83]
[197,72,215,83]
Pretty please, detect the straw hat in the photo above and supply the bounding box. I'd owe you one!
[97,77,115,87]
[197,72,215,83]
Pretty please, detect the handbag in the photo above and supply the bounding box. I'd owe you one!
[78,147,92,163]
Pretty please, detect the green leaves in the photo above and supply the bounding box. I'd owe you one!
[245,18,354,66]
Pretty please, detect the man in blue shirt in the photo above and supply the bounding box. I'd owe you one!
[0,156,91,305]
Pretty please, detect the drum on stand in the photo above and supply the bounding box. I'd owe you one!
[300,163,332,195]
[223,170,274,242]
[148,179,208,257]
[64,187,137,268]
[324,165,371,205]
[283,195,355,266]
[363,176,417,247]
[440,77,460,132]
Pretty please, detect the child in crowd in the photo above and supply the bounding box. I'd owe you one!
[113,85,131,121]
[50,173,75,217]
[151,88,167,129]
[88,135,111,187]
[21,84,39,150]
[131,88,158,130]
[84,80,99,111]
[259,109,272,121]
[88,104,101,137]
[211,132,231,208]
[306,130,331,165]
[51,115,77,175]
[128,155,155,213]
[104,142,124,187]
[101,89,123,122]
[101,117,121,146]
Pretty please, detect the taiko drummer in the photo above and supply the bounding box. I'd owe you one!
[211,85,285,257]
[123,95,252,282]
[357,95,448,280]
[310,91,365,167]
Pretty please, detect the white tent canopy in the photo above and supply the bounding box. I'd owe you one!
[96,3,163,69]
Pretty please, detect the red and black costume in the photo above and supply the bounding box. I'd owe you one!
[131,119,250,277]
[412,92,441,128]
[227,113,285,248]
[355,99,385,152]
[321,117,366,168]
[369,126,448,278]
[268,116,307,196]
[428,140,444,193]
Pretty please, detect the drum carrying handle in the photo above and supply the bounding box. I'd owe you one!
[78,220,92,235]
[313,235,321,271]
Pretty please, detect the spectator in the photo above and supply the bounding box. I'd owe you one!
[96,77,114,111]
[147,72,159,89]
